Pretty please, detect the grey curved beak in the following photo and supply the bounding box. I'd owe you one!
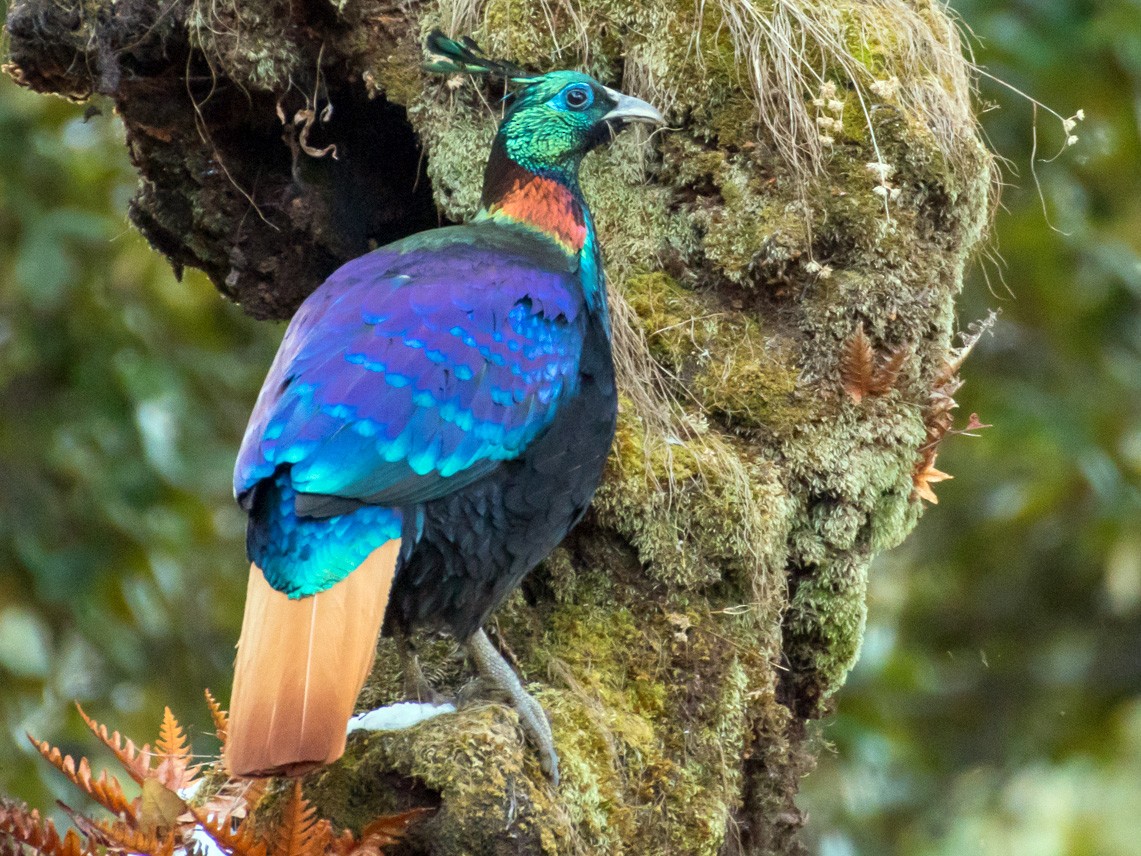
[602,88,665,125]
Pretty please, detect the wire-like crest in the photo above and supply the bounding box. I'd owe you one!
[423,30,537,84]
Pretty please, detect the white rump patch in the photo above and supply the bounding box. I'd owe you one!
[347,701,457,733]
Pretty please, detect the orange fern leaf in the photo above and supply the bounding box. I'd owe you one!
[312,820,341,856]
[75,703,153,785]
[26,735,137,822]
[327,828,358,856]
[204,689,229,744]
[153,707,201,791]
[272,782,329,856]
[913,454,953,504]
[352,809,434,854]
[156,708,190,761]
[190,805,268,856]
[0,800,93,856]
[329,807,435,856]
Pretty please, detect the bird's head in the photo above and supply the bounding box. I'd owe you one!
[424,32,663,181]
[496,71,663,174]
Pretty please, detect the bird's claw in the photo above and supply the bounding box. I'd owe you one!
[396,633,446,704]
[466,628,560,786]
[512,685,559,783]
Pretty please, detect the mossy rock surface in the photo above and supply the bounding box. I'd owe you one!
[4,0,992,851]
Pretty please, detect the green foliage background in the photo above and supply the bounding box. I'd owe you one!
[0,72,278,805]
[0,1,1138,852]
[799,1,1141,852]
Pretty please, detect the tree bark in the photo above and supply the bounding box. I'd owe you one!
[4,0,993,852]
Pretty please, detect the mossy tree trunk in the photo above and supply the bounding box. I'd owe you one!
[4,0,992,853]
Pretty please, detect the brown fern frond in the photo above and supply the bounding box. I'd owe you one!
[94,819,175,856]
[327,829,358,856]
[921,386,960,449]
[153,708,201,791]
[26,736,137,822]
[272,782,328,856]
[200,779,266,825]
[0,800,93,856]
[75,704,154,785]
[869,344,910,396]
[204,690,229,744]
[839,323,875,403]
[911,312,997,503]
[932,310,997,388]
[190,806,268,856]
[311,821,340,856]
[349,809,434,855]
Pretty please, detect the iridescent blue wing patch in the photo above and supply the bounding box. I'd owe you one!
[234,234,586,515]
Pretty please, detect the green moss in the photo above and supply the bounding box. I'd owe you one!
[868,488,922,552]
[654,618,766,854]
[622,272,710,366]
[683,154,813,285]
[768,397,930,706]
[186,0,302,92]
[299,597,786,853]
[588,145,684,249]
[535,606,672,845]
[593,406,792,595]
[707,90,760,148]
[478,0,563,67]
[405,90,493,220]
[783,552,871,709]
[364,36,425,108]
[839,8,892,78]
[308,705,565,853]
[622,272,810,432]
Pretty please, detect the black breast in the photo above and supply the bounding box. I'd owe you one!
[383,314,617,641]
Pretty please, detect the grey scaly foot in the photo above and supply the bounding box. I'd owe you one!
[466,628,560,786]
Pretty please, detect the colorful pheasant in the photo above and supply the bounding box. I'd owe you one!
[226,33,663,783]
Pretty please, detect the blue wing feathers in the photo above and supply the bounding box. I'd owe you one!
[235,228,586,518]
[247,468,403,596]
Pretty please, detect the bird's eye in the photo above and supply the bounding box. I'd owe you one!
[563,85,592,110]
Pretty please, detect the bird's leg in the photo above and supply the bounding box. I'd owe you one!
[466,628,559,785]
[346,633,456,735]
[396,631,443,704]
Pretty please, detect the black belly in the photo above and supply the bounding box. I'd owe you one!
[382,319,617,641]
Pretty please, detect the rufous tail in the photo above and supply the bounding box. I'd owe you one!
[226,540,400,778]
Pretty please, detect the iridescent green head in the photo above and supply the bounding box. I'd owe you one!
[425,31,663,184]
[496,71,663,177]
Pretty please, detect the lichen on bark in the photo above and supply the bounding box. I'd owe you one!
[4,0,994,852]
